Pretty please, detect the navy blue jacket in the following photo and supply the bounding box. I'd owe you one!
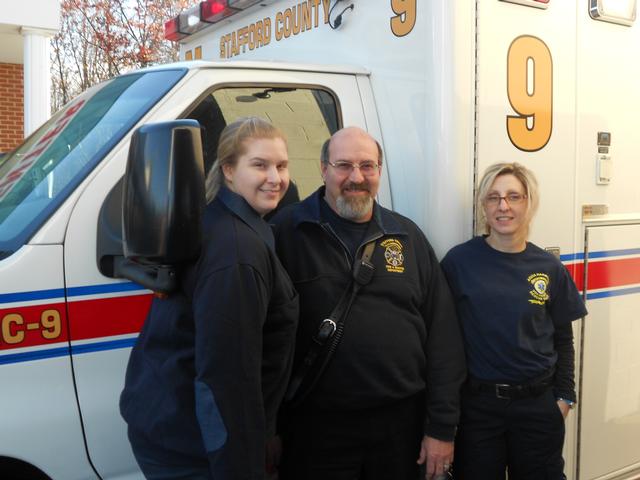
[272,187,465,441]
[120,187,298,479]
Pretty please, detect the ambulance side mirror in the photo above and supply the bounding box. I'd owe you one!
[113,120,205,293]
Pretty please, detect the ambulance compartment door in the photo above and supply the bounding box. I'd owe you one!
[579,221,640,480]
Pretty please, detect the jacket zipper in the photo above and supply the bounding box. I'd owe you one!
[320,222,352,270]
[320,222,383,270]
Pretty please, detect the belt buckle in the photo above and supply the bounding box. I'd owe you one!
[495,384,511,399]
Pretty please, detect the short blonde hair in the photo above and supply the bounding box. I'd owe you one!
[205,117,286,202]
[476,162,539,236]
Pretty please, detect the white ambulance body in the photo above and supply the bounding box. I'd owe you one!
[0,0,639,478]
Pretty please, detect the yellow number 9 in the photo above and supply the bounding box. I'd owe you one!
[41,309,62,340]
[390,0,416,37]
[507,36,553,152]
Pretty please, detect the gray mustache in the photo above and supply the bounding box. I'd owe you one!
[343,183,370,192]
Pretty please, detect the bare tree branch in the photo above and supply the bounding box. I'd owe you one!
[51,0,194,109]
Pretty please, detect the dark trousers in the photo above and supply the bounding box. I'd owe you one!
[279,394,424,480]
[128,427,213,480]
[453,387,566,480]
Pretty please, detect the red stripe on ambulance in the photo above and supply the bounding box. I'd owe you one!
[67,294,152,341]
[568,257,640,292]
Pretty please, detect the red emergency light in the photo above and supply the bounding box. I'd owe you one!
[200,0,237,23]
[164,17,188,42]
[164,0,261,41]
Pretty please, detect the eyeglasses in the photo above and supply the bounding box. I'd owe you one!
[484,193,527,206]
[327,160,381,176]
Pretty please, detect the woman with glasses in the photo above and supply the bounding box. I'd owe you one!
[441,162,587,479]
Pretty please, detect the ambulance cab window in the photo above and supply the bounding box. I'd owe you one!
[186,86,340,202]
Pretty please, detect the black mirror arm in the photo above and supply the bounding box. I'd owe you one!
[112,256,177,294]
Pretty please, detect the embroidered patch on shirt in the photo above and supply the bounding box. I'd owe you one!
[527,273,550,305]
[381,239,405,273]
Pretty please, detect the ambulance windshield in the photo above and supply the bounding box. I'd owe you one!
[0,68,186,260]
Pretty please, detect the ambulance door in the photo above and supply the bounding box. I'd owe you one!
[60,69,190,480]
[62,132,153,480]
[579,221,640,480]
[64,66,377,479]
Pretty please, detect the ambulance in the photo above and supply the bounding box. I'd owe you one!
[1,0,639,478]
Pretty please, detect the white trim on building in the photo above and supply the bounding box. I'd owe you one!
[0,1,60,135]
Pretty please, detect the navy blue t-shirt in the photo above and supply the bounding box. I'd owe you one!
[441,236,587,383]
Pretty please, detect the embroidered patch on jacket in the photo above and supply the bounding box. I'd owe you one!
[381,239,405,273]
[527,273,550,305]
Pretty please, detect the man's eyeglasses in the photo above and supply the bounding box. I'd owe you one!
[484,193,527,206]
[327,160,381,176]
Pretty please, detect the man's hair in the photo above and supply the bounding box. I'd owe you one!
[320,132,384,165]
[205,116,286,202]
[475,162,540,236]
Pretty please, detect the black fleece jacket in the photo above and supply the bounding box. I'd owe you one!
[272,187,466,441]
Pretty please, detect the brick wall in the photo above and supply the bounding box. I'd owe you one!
[0,63,24,153]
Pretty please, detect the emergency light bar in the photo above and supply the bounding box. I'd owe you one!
[228,0,261,8]
[165,0,261,41]
[179,4,205,35]
[200,0,236,23]
[164,17,188,42]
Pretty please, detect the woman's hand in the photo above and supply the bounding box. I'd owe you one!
[557,399,571,419]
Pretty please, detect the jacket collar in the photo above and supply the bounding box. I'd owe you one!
[217,185,275,251]
[292,186,406,236]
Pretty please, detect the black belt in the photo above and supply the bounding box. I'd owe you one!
[467,370,554,400]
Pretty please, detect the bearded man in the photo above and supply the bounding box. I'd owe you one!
[271,127,466,480]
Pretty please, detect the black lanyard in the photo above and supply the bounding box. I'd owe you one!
[284,240,376,406]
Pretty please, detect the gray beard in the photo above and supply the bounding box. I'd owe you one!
[336,194,374,221]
